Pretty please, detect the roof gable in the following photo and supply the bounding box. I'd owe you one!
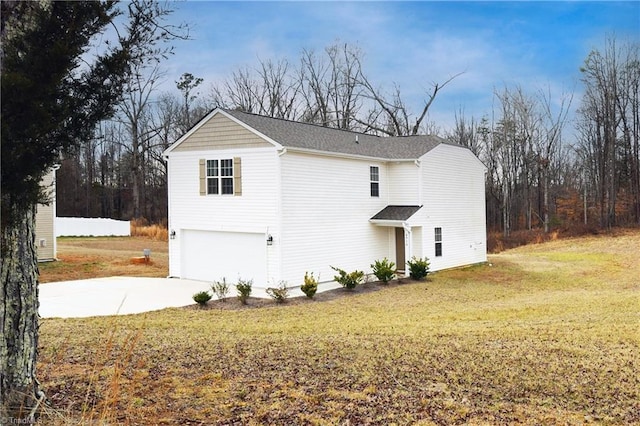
[165,110,278,154]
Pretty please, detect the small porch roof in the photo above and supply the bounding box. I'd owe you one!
[369,205,422,226]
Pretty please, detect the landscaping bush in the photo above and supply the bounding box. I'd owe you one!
[371,258,396,284]
[407,256,430,280]
[301,272,318,298]
[236,278,253,304]
[211,278,230,302]
[331,266,364,290]
[266,281,289,303]
[192,291,212,306]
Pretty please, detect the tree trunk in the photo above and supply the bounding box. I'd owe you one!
[502,185,511,238]
[0,204,42,420]
[543,165,550,233]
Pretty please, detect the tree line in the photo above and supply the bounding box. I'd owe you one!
[56,42,458,222]
[58,37,640,235]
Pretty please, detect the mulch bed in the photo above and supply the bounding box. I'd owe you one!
[184,277,421,311]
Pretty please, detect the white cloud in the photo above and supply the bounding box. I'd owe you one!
[157,0,635,133]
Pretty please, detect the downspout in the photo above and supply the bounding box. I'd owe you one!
[402,221,412,270]
[415,159,423,208]
[414,159,422,265]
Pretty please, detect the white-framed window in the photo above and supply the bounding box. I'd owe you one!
[435,227,443,257]
[206,159,234,195]
[370,166,380,197]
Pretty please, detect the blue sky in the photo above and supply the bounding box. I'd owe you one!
[162,1,639,134]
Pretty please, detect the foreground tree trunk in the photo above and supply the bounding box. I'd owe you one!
[0,205,42,420]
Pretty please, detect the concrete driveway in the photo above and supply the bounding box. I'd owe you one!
[39,277,213,318]
[39,276,343,318]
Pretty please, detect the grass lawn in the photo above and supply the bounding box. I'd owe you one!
[38,231,639,425]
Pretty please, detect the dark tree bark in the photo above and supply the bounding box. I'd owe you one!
[0,205,42,421]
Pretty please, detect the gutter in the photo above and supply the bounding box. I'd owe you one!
[283,146,418,163]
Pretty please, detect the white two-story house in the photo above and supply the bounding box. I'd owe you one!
[163,108,486,289]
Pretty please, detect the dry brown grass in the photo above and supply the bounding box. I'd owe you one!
[36,231,640,425]
[38,236,168,283]
[130,217,168,241]
[486,225,637,253]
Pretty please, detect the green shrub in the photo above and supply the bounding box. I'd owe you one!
[301,272,318,298]
[211,277,230,302]
[371,258,396,284]
[236,278,253,305]
[407,256,430,280]
[331,266,364,290]
[266,281,289,303]
[192,291,212,306]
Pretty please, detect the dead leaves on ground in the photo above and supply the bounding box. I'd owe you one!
[38,328,639,425]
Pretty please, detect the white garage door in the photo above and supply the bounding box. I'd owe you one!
[181,230,267,286]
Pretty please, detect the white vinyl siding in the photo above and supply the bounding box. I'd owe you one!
[280,152,389,285]
[420,144,487,270]
[167,147,279,282]
[388,162,420,205]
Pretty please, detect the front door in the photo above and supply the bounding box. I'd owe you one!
[395,227,405,272]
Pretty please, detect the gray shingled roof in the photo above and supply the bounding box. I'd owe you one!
[224,109,445,160]
[370,205,422,221]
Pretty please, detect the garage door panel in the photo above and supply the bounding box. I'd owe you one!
[181,230,266,285]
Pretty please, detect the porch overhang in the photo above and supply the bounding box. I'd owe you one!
[369,205,422,227]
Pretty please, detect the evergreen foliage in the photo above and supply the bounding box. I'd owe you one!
[371,258,396,283]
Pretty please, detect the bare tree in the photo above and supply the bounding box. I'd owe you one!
[537,86,573,232]
[215,66,261,113]
[256,58,301,119]
[116,64,165,218]
[578,36,639,228]
[357,70,463,136]
[448,109,483,157]
[299,43,363,129]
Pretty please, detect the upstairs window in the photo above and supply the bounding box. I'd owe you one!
[200,158,242,196]
[206,159,234,195]
[370,166,380,197]
[435,227,443,257]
